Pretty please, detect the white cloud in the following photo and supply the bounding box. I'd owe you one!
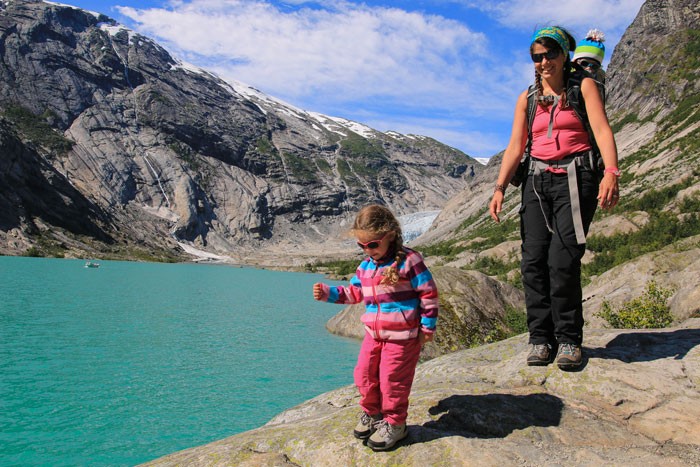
[118,1,490,103]
[465,0,644,31]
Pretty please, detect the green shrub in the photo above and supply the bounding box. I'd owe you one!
[23,247,44,257]
[620,179,692,212]
[504,305,528,335]
[3,104,74,155]
[610,112,639,134]
[420,239,463,261]
[466,216,520,251]
[282,151,318,183]
[584,211,700,279]
[471,255,517,277]
[256,135,277,155]
[679,194,700,213]
[339,134,386,159]
[596,280,674,329]
[315,157,333,174]
[481,305,528,344]
[307,259,358,277]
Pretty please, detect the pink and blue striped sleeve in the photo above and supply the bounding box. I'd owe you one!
[325,274,364,305]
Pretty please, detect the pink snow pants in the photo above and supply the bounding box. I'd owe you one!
[353,333,422,426]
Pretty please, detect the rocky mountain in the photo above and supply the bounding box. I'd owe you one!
[0,0,480,261]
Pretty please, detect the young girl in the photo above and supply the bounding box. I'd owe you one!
[313,204,438,451]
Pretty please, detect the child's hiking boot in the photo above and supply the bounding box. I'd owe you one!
[556,343,582,370]
[527,343,552,366]
[367,420,408,451]
[353,412,382,439]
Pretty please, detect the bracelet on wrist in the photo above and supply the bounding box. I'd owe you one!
[494,183,506,194]
[604,167,621,177]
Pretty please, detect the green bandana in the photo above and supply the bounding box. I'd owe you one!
[531,27,570,56]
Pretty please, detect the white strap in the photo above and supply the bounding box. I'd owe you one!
[530,157,587,245]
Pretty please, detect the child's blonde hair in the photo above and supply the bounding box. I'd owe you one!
[352,204,406,285]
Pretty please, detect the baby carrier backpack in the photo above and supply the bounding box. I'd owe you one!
[510,63,606,187]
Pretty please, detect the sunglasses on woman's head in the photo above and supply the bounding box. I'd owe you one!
[357,233,388,250]
[531,49,560,63]
[579,59,601,70]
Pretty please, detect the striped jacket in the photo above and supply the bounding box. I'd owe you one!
[319,247,438,341]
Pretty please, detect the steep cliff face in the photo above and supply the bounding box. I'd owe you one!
[606,0,700,121]
[0,0,479,259]
[0,119,113,251]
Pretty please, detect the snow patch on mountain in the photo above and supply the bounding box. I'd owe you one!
[399,211,440,243]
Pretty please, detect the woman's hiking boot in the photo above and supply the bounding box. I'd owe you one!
[353,412,382,439]
[367,420,408,451]
[556,343,582,370]
[527,343,553,366]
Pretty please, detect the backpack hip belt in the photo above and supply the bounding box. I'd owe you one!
[529,150,593,245]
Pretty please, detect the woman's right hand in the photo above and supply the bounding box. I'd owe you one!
[489,90,528,224]
[489,190,504,223]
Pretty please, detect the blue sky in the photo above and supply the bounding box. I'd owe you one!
[49,0,645,159]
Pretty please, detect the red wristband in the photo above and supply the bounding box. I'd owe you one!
[604,167,621,176]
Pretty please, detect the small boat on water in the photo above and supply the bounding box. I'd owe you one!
[84,261,100,268]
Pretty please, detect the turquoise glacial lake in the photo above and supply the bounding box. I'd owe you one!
[0,256,358,466]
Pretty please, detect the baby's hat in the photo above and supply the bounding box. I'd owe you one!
[573,29,606,63]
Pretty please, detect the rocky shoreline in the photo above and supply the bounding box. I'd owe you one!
[141,318,700,466]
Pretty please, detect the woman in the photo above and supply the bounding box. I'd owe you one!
[489,26,620,370]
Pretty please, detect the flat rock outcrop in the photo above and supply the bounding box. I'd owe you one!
[142,318,700,466]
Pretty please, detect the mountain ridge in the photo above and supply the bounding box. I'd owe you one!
[0,0,480,262]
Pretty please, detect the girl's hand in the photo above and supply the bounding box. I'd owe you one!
[313,283,325,301]
[419,332,434,345]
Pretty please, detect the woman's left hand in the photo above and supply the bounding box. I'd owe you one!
[597,172,620,209]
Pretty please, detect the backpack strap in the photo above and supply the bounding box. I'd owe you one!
[567,65,604,173]
[508,85,539,188]
[566,66,588,124]
[525,84,538,155]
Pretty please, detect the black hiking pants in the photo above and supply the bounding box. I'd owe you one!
[520,167,599,346]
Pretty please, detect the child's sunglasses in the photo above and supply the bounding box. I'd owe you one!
[579,59,601,71]
[357,233,389,250]
[530,49,560,63]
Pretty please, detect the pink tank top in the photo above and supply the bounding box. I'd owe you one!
[530,103,591,161]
